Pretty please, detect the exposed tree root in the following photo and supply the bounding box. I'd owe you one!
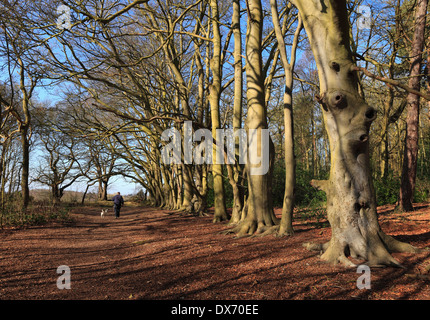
[254,225,294,237]
[405,274,430,281]
[220,218,281,238]
[196,211,209,217]
[379,231,422,254]
[220,220,257,238]
[227,220,240,227]
[303,241,329,253]
[303,230,421,268]
[213,215,230,223]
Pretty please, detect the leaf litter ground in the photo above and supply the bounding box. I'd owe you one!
[1,203,430,300]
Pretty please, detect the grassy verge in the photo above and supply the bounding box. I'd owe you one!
[0,202,74,228]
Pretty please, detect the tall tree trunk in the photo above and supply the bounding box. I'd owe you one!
[52,183,62,205]
[427,35,430,117]
[192,3,209,215]
[81,184,91,205]
[18,59,33,211]
[398,0,428,212]
[269,0,302,236]
[176,164,183,210]
[292,0,418,266]
[0,139,8,212]
[228,0,245,225]
[20,127,30,210]
[380,88,394,179]
[311,108,318,176]
[98,180,108,201]
[226,0,278,236]
[209,0,228,222]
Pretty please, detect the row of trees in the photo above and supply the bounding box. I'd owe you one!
[0,0,429,266]
[0,85,123,207]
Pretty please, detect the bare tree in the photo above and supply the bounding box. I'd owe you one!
[291,0,418,266]
[32,106,86,204]
[0,15,39,209]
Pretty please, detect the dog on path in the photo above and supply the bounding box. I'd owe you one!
[100,209,108,218]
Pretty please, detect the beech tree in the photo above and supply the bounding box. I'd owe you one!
[226,0,278,236]
[226,0,245,224]
[268,0,302,236]
[32,106,86,204]
[291,0,419,266]
[0,14,39,210]
[208,0,228,222]
[2,0,429,261]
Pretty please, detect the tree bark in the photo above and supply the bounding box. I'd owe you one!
[398,0,428,212]
[17,57,34,211]
[269,1,302,236]
[228,0,245,225]
[209,0,228,222]
[20,128,30,209]
[51,184,63,205]
[98,180,108,201]
[226,0,278,236]
[292,0,418,267]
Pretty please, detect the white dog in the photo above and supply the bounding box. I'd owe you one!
[101,209,108,218]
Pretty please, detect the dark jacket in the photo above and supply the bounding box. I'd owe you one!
[112,194,124,207]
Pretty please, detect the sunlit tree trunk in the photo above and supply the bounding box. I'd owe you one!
[209,0,228,222]
[226,0,278,236]
[269,0,302,236]
[292,0,418,266]
[228,0,245,225]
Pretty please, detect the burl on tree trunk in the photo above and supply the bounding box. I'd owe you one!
[292,0,419,267]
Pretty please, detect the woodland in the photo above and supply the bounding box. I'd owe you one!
[0,0,430,273]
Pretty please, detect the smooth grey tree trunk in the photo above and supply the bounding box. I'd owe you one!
[225,0,278,236]
[268,1,302,236]
[209,0,228,222]
[291,0,419,267]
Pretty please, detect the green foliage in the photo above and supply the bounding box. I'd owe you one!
[414,178,430,203]
[373,174,400,206]
[206,169,236,209]
[223,172,234,209]
[295,207,329,228]
[207,162,328,209]
[373,175,430,205]
[271,161,327,208]
[295,164,327,207]
[271,164,286,207]
[373,174,430,206]
[207,161,428,211]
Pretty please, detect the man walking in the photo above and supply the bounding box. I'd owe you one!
[112,192,125,218]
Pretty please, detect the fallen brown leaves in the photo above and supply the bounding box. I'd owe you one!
[1,203,430,300]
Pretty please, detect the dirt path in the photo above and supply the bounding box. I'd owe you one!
[1,204,430,300]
